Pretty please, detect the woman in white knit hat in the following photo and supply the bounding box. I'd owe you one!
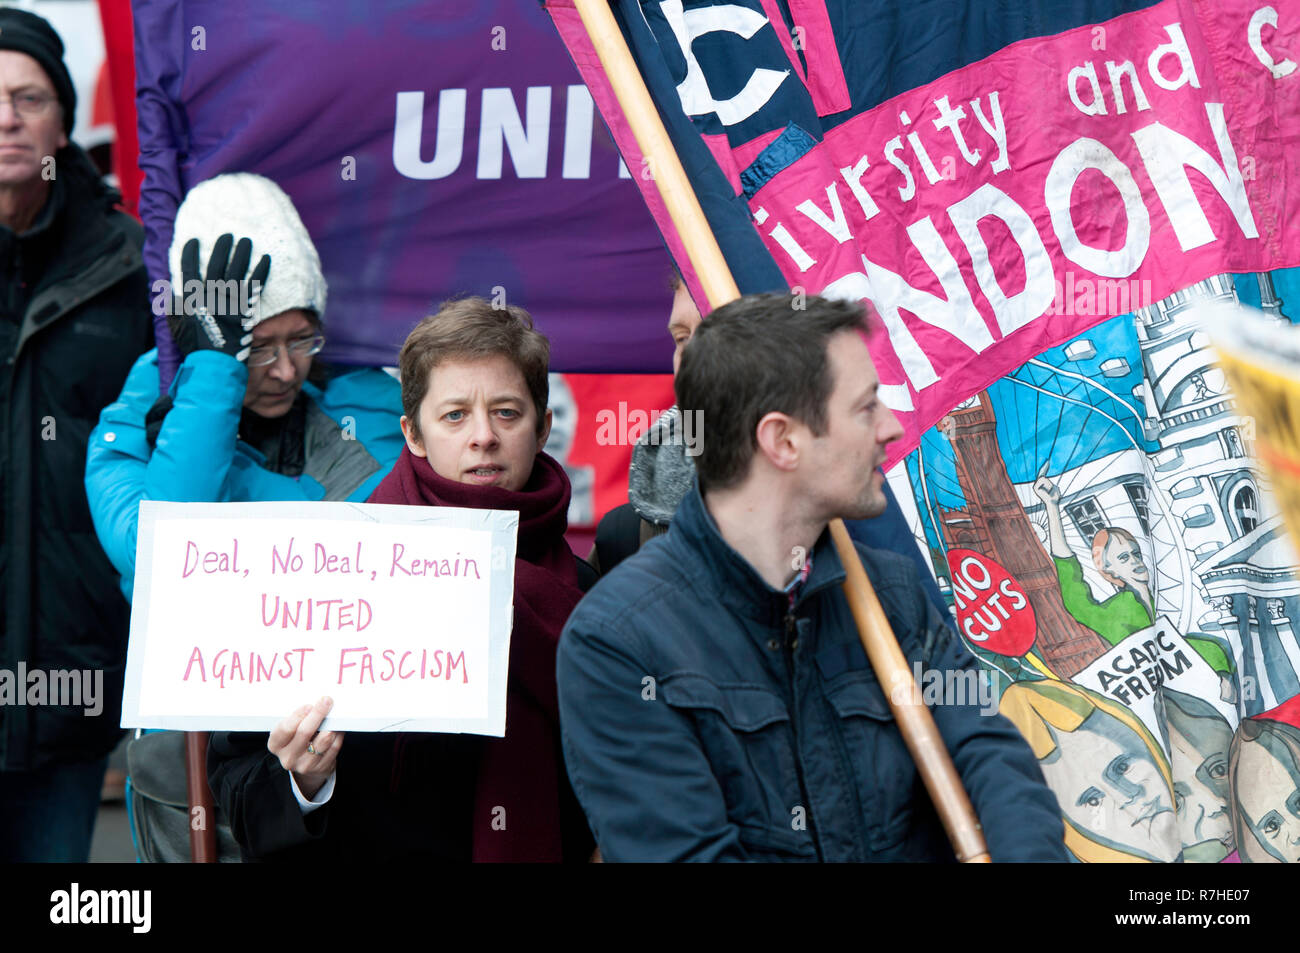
[86,172,404,600]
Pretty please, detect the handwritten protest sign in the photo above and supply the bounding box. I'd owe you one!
[121,501,518,735]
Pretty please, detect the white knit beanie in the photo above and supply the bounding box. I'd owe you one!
[168,173,327,327]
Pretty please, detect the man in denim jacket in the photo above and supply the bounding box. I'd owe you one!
[557,293,1066,861]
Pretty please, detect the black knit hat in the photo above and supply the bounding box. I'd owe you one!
[0,8,76,134]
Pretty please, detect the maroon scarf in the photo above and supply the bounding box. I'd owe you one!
[368,447,584,861]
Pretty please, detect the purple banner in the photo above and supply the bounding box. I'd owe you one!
[133,0,676,377]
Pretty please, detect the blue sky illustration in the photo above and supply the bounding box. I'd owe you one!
[905,268,1298,550]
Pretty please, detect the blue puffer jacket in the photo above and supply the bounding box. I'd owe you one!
[557,483,1068,862]
[86,349,404,600]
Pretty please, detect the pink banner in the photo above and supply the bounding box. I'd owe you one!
[741,0,1300,465]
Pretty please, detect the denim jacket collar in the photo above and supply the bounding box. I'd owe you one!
[672,479,848,626]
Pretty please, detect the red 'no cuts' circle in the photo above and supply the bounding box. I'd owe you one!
[945,549,1037,657]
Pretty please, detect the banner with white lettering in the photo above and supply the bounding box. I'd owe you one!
[121,501,518,734]
[131,0,679,379]
[551,0,1300,862]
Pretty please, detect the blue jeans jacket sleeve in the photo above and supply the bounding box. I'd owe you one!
[910,593,1068,862]
[557,613,751,862]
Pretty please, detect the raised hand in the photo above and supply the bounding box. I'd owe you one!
[168,233,271,362]
[1033,462,1072,558]
[1032,461,1061,505]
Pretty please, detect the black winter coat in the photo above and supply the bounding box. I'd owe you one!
[0,145,154,771]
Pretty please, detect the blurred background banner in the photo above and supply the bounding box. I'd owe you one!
[124,0,679,378]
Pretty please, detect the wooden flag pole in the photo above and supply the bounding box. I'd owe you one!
[569,0,991,863]
[185,732,218,862]
[827,521,990,863]
[567,0,740,308]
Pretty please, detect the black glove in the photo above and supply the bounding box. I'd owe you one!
[167,233,271,361]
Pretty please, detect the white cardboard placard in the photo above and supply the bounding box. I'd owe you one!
[121,500,517,735]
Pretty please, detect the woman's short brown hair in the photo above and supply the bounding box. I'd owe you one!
[399,296,551,440]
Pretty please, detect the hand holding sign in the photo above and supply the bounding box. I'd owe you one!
[269,696,342,799]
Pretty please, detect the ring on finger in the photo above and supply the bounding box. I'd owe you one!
[307,740,319,756]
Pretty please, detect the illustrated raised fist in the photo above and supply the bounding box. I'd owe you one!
[1032,462,1061,505]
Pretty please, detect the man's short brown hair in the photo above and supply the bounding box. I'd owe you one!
[399,296,551,439]
[676,293,870,492]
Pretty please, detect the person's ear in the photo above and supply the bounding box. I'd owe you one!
[755,411,799,472]
[400,415,427,458]
[536,407,553,453]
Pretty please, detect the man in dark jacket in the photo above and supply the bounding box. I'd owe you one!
[0,9,153,861]
[557,293,1066,862]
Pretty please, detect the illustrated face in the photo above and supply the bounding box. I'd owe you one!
[242,310,317,418]
[799,329,902,521]
[1168,716,1233,851]
[668,281,702,378]
[1236,733,1300,863]
[1102,535,1149,590]
[0,51,67,190]
[401,353,550,493]
[1040,708,1181,862]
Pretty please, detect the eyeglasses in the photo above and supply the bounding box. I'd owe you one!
[247,334,325,367]
[0,92,56,118]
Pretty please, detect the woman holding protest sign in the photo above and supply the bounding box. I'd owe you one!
[83,174,405,861]
[208,296,597,862]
